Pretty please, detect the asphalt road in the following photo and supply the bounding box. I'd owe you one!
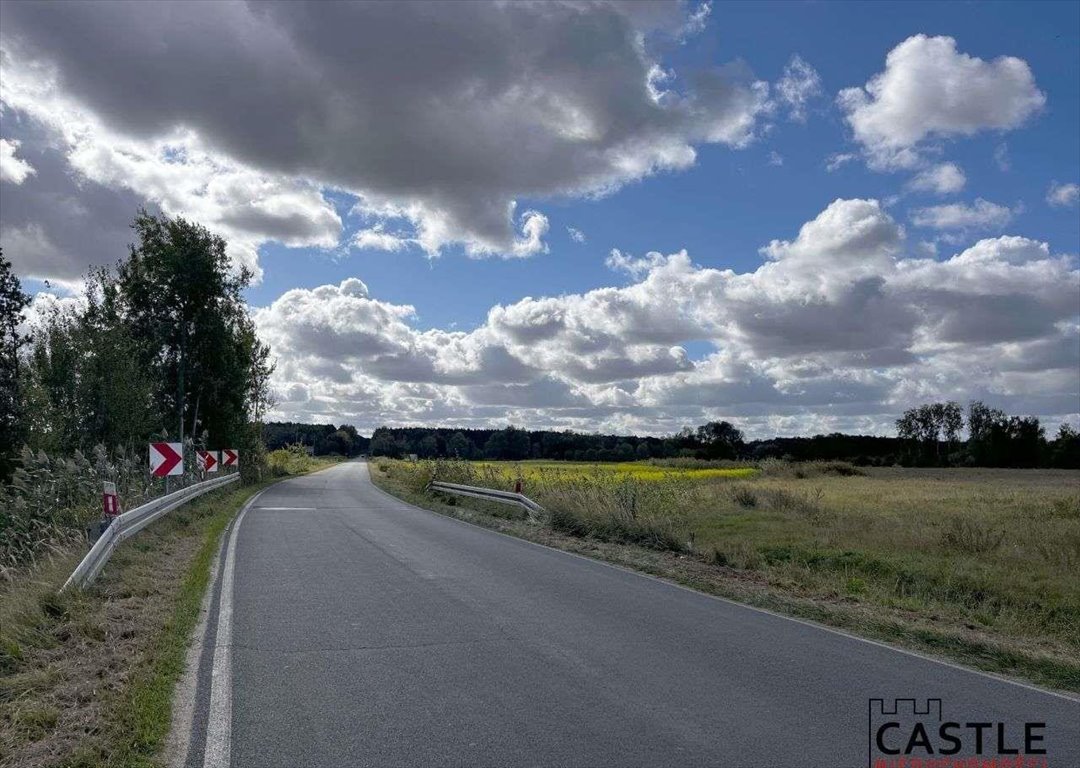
[187,461,1079,767]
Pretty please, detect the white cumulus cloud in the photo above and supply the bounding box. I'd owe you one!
[911,198,1014,231]
[0,138,35,184]
[908,162,966,195]
[1046,181,1079,208]
[255,199,1079,436]
[775,55,822,122]
[838,35,1045,169]
[352,225,412,253]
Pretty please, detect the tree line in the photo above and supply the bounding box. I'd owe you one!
[895,401,1077,468]
[276,407,1077,468]
[0,211,274,482]
[263,422,369,457]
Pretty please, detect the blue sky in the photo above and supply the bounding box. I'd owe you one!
[246,0,1080,335]
[2,1,1078,436]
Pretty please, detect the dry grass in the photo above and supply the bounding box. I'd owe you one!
[0,482,265,768]
[372,459,1080,691]
[0,449,337,768]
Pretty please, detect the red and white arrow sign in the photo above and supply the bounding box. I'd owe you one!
[150,442,183,477]
[222,449,238,468]
[197,450,219,473]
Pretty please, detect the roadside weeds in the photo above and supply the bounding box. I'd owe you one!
[369,463,1080,695]
[0,481,267,768]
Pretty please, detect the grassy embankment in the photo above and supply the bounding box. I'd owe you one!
[0,451,338,768]
[371,458,1080,692]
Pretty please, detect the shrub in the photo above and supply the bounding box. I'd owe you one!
[547,503,687,553]
[391,458,695,553]
[267,444,322,477]
[710,542,763,570]
[731,485,824,517]
[941,516,1007,554]
[732,486,758,507]
[818,461,864,477]
[757,459,864,478]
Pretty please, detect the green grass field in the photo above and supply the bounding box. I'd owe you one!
[372,458,1080,691]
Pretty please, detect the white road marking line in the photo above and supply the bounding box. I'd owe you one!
[202,488,267,768]
[254,506,316,510]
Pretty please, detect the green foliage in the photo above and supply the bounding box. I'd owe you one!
[896,401,964,465]
[369,426,407,457]
[1050,423,1080,469]
[695,420,745,460]
[0,249,31,480]
[364,415,1077,469]
[0,444,159,577]
[322,427,359,456]
[266,444,338,477]
[423,458,697,552]
[118,210,256,445]
[262,421,369,456]
[3,210,278,569]
[447,431,473,459]
[365,423,902,465]
[16,212,271,464]
[483,425,531,460]
[19,272,159,455]
[967,400,1046,468]
[238,420,269,484]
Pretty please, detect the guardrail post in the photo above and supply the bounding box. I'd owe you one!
[428,480,544,522]
[61,473,239,592]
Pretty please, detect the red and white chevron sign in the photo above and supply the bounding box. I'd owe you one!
[197,450,219,473]
[222,449,239,468]
[149,442,183,477]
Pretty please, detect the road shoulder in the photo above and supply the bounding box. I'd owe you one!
[0,480,265,768]
[368,462,1080,697]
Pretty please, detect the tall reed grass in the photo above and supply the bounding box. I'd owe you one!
[1,441,228,579]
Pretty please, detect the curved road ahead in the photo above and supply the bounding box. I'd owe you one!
[185,461,1078,767]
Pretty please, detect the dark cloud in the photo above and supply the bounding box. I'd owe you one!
[1,0,767,257]
[0,112,143,281]
[728,277,919,358]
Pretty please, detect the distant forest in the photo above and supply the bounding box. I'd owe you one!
[264,401,1079,469]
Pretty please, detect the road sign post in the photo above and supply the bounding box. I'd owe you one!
[103,481,120,517]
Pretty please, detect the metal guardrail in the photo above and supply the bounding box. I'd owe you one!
[428,480,545,520]
[62,472,240,592]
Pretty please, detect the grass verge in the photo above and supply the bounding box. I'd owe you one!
[0,460,334,768]
[370,460,1080,694]
[86,484,258,768]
